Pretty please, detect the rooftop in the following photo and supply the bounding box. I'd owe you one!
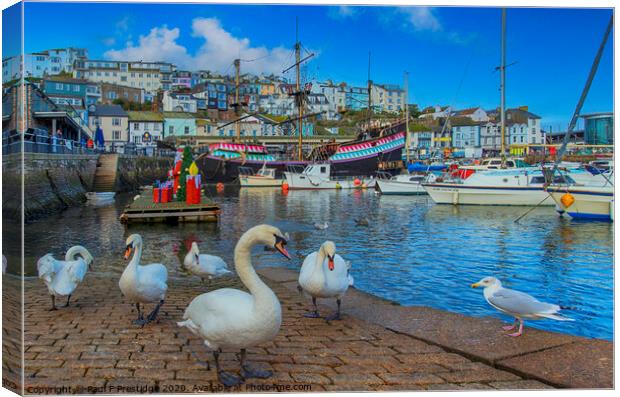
[127,111,164,122]
[89,104,127,117]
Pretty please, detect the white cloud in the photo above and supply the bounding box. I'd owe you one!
[328,6,359,19]
[104,18,305,75]
[402,7,442,32]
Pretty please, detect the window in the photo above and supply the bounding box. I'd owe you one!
[134,136,140,144]
[133,123,139,130]
[108,92,117,100]
[184,126,189,135]
[112,118,121,126]
[121,76,127,82]
[219,130,224,137]
[169,126,174,135]
[113,131,121,140]
[153,124,161,131]
[55,83,63,90]
[73,85,80,92]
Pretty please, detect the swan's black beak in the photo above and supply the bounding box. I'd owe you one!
[274,235,291,260]
[124,245,132,260]
[327,255,335,271]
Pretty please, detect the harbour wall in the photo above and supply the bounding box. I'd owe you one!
[2,153,173,222]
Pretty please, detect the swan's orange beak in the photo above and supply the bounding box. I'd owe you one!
[274,236,291,259]
[328,256,335,271]
[124,246,132,260]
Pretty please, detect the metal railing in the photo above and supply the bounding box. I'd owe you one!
[2,131,97,156]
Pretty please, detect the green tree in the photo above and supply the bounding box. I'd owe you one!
[177,146,193,202]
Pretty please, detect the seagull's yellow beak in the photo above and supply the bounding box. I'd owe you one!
[471,282,480,288]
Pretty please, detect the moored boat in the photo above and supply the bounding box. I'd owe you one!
[239,165,284,187]
[547,185,614,221]
[284,163,376,190]
[375,172,430,195]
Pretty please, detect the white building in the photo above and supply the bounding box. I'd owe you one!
[127,111,164,155]
[454,107,489,122]
[162,91,198,113]
[371,83,405,113]
[73,60,175,93]
[3,48,87,83]
[419,105,452,120]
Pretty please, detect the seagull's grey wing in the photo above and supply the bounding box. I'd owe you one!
[488,288,559,316]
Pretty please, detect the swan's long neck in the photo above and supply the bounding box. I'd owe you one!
[128,238,143,275]
[234,232,275,305]
[311,245,327,283]
[65,246,91,263]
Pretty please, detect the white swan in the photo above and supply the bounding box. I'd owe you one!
[37,246,94,310]
[298,241,353,321]
[119,234,168,326]
[183,242,232,284]
[178,224,291,387]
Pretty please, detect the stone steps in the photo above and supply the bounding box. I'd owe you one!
[92,154,119,192]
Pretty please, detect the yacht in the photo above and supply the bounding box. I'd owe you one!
[547,185,614,221]
[375,171,431,195]
[239,165,283,187]
[422,168,573,206]
[284,163,376,190]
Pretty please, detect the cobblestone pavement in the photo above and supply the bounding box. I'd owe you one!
[8,271,555,393]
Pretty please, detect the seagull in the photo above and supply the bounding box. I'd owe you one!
[472,276,574,337]
[354,217,370,227]
[314,222,329,230]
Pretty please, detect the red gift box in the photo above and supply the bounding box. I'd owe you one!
[153,187,161,203]
[161,187,170,203]
[186,176,201,204]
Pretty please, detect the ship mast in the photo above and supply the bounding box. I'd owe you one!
[404,71,410,164]
[234,58,241,140]
[367,52,372,128]
[499,8,507,166]
[282,18,314,161]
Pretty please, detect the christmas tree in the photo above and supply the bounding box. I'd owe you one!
[176,146,193,202]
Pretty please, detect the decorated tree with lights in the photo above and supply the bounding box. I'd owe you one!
[176,146,193,202]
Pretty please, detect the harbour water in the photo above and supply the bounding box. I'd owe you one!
[7,186,613,340]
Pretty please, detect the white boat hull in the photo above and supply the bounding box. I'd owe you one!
[376,180,427,195]
[239,175,283,187]
[423,183,555,206]
[547,186,614,221]
[284,172,376,190]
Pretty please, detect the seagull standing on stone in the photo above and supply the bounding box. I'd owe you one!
[314,222,329,230]
[472,276,573,337]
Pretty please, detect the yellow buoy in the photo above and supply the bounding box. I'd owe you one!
[561,193,575,208]
[335,182,342,189]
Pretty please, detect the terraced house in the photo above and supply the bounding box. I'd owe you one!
[73,60,175,93]
[88,104,129,152]
[127,111,164,155]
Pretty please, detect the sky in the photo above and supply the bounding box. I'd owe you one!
[3,2,614,130]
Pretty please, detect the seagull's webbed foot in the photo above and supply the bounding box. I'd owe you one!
[241,365,272,379]
[218,370,242,387]
[507,331,522,337]
[505,320,523,337]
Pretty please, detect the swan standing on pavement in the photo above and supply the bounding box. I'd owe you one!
[37,246,94,310]
[183,242,232,284]
[120,234,168,326]
[298,241,353,321]
[472,276,573,337]
[178,224,291,387]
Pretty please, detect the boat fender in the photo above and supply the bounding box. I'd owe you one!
[335,182,342,189]
[561,193,575,208]
[282,182,289,192]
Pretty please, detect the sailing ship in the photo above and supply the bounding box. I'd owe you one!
[196,25,406,183]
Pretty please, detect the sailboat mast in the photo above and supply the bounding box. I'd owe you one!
[500,8,507,163]
[234,58,241,140]
[296,39,303,161]
[404,71,410,164]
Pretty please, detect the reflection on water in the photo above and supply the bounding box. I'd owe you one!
[10,187,614,340]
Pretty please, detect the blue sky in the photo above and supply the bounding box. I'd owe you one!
[4,2,614,129]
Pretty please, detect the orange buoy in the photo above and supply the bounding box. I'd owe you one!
[216,182,224,191]
[561,193,575,208]
[353,178,361,186]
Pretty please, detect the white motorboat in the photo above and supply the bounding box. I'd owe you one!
[284,164,376,190]
[422,168,574,206]
[547,185,614,221]
[375,172,430,195]
[239,166,283,187]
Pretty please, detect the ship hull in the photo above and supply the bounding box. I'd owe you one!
[197,139,404,183]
